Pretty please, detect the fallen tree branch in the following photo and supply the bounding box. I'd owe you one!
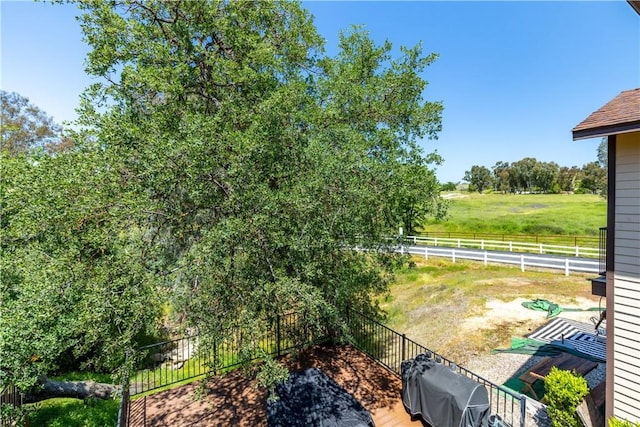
[23,379,118,403]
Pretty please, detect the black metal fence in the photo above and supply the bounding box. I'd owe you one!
[0,385,26,427]
[118,312,322,426]
[130,312,310,396]
[345,307,528,427]
[119,308,530,427]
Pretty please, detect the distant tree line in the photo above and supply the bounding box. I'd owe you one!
[462,141,607,195]
[0,91,72,155]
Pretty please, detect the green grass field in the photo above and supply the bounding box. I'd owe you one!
[424,193,606,236]
[25,397,119,427]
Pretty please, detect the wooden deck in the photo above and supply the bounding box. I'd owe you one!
[134,344,424,427]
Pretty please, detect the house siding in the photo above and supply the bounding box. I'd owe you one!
[613,132,640,423]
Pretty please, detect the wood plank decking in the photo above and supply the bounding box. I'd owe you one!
[134,344,424,427]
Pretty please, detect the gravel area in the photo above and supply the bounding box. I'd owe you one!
[464,353,606,390]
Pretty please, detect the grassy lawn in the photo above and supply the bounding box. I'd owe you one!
[25,397,119,427]
[380,256,600,364]
[424,193,606,236]
[21,372,119,426]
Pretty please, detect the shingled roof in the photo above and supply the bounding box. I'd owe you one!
[572,88,640,140]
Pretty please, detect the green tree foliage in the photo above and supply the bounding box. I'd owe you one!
[533,161,559,193]
[492,161,511,193]
[510,157,538,193]
[1,0,445,389]
[466,140,608,195]
[557,166,581,192]
[1,149,161,389]
[597,137,608,168]
[596,137,608,198]
[463,165,493,193]
[440,181,458,192]
[0,91,66,156]
[389,153,446,235]
[579,161,606,195]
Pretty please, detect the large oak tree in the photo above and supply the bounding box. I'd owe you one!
[1,0,444,390]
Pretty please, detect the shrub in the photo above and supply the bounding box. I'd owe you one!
[544,367,589,427]
[609,419,640,427]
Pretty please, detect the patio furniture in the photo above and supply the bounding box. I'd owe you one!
[518,352,598,400]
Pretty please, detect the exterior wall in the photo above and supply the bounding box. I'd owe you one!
[612,131,640,422]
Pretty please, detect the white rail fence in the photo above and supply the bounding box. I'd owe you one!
[396,245,599,276]
[403,235,601,259]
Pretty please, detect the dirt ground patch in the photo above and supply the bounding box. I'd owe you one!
[463,296,601,330]
[384,258,602,363]
[449,295,601,363]
[450,296,603,362]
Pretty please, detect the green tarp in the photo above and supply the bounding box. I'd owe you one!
[521,299,601,318]
[492,337,605,363]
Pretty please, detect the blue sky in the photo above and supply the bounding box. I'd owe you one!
[2,1,638,183]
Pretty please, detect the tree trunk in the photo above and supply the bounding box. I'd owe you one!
[23,378,118,403]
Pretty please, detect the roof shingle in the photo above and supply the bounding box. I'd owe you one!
[572,88,640,140]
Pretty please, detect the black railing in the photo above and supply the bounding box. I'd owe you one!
[345,307,527,427]
[599,227,607,275]
[0,385,26,427]
[118,312,323,426]
[117,350,132,427]
[117,384,129,427]
[120,308,529,427]
[128,312,312,396]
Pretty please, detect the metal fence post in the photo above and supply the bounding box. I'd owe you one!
[402,333,406,363]
[276,314,281,357]
[117,349,132,427]
[213,340,217,376]
[520,395,526,427]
